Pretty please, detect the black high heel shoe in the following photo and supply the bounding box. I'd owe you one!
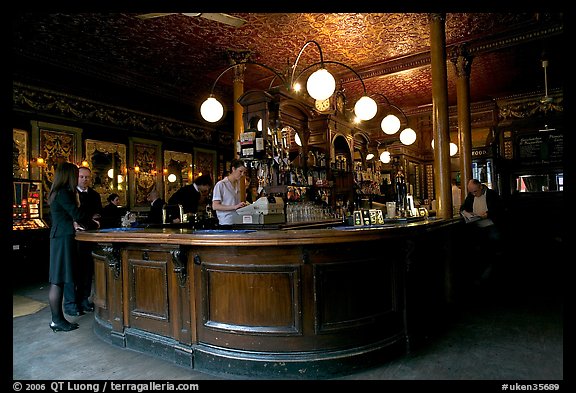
[49,320,79,332]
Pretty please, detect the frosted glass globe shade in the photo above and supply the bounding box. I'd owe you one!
[354,96,378,121]
[107,168,114,179]
[381,114,401,135]
[167,173,177,183]
[366,153,374,160]
[450,142,458,156]
[400,128,417,145]
[380,151,391,164]
[306,68,336,101]
[431,139,434,149]
[200,97,224,123]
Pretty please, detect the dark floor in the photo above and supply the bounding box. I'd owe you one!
[13,261,563,383]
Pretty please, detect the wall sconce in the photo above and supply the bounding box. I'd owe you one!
[31,157,47,168]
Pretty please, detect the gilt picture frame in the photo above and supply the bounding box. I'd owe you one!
[129,137,162,209]
[85,139,127,207]
[163,150,193,202]
[193,147,217,183]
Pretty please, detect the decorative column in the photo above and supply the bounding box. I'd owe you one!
[429,13,452,219]
[228,50,251,201]
[227,50,252,159]
[450,44,473,201]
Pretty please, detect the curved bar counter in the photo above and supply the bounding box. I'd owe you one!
[76,218,460,379]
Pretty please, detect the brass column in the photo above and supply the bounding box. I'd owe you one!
[429,13,452,219]
[228,50,251,201]
[451,44,473,201]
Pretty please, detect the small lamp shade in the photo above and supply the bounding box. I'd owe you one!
[380,151,391,164]
[306,68,336,101]
[167,173,177,183]
[366,153,375,160]
[381,114,401,135]
[200,97,224,123]
[354,96,378,121]
[399,128,417,145]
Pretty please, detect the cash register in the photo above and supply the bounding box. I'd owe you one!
[233,196,285,225]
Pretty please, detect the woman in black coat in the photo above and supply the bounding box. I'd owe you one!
[47,162,86,332]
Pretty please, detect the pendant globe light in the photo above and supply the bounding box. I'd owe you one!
[200,96,224,123]
[306,68,336,101]
[380,150,391,164]
[354,96,378,121]
[381,114,401,135]
[201,61,288,123]
[399,127,417,145]
[449,142,458,156]
[370,93,406,135]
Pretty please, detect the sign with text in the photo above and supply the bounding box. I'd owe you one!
[517,132,563,164]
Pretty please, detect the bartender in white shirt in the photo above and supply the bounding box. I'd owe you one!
[212,159,248,227]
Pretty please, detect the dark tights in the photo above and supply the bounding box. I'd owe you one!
[48,283,67,324]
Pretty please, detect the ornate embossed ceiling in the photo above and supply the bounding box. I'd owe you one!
[13,12,564,131]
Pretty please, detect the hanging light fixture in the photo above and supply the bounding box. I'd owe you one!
[449,142,458,156]
[379,145,391,164]
[290,41,336,101]
[200,61,287,123]
[306,68,336,101]
[200,97,224,123]
[399,128,417,145]
[369,93,410,138]
[354,96,378,121]
[431,139,458,156]
[292,47,376,121]
[201,40,377,124]
[381,114,401,135]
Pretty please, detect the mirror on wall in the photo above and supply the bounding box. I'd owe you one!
[163,150,192,202]
[85,140,127,207]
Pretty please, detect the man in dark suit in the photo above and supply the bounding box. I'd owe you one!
[64,166,102,316]
[146,187,165,224]
[167,174,213,215]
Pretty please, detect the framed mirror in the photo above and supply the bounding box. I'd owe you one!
[85,140,127,207]
[163,150,193,202]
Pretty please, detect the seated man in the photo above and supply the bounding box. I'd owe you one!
[460,179,505,284]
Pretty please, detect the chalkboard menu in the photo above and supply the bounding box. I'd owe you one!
[517,132,563,164]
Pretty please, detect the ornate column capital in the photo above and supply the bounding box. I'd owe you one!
[449,44,473,78]
[227,49,252,65]
[227,49,251,83]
